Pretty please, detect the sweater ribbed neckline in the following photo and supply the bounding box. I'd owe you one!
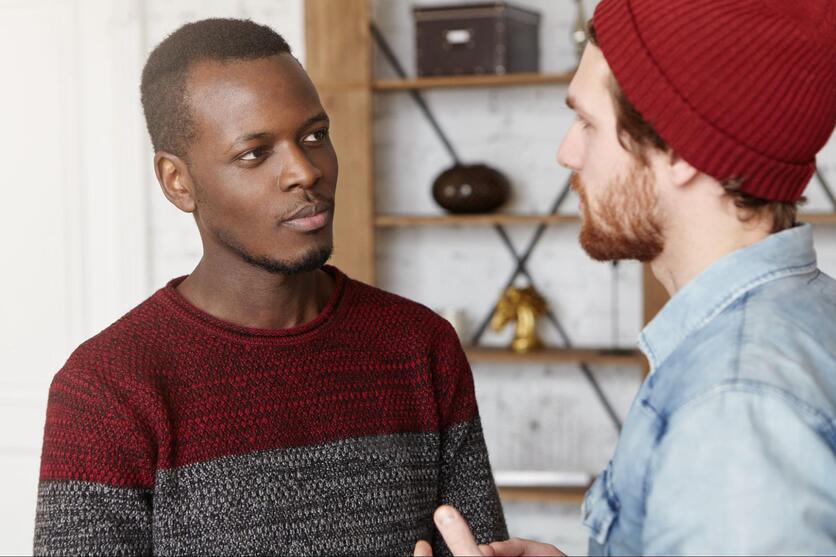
[157,265,347,343]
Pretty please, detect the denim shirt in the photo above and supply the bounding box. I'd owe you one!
[583,224,836,556]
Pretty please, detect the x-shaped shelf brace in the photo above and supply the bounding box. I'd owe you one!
[372,23,624,432]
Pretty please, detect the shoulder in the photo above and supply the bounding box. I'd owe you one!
[55,287,175,391]
[340,271,470,372]
[342,273,458,344]
[740,268,836,345]
[735,269,836,412]
[658,269,836,421]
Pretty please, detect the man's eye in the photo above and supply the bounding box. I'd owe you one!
[303,128,329,143]
[239,147,270,161]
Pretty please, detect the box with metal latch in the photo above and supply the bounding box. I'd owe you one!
[414,2,541,76]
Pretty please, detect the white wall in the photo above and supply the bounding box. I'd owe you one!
[1,0,834,555]
[0,1,303,553]
[0,1,149,552]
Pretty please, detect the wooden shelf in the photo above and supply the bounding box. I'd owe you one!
[802,212,836,225]
[373,71,574,92]
[375,212,836,228]
[376,213,580,227]
[498,485,589,504]
[465,346,646,366]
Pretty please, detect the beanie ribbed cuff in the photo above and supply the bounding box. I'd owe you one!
[593,0,817,202]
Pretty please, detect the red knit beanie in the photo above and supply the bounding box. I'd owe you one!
[592,0,836,202]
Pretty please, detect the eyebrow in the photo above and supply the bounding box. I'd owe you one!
[300,111,330,129]
[565,95,593,120]
[228,112,331,149]
[230,131,273,147]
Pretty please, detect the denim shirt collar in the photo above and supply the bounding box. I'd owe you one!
[638,224,818,371]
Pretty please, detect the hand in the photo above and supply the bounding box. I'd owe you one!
[413,505,566,557]
[484,538,566,556]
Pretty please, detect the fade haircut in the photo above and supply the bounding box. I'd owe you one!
[587,21,800,233]
[140,18,292,156]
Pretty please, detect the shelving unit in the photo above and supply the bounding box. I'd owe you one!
[304,0,652,506]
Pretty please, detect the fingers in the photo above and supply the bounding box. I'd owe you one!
[434,505,483,556]
[488,537,565,557]
[478,544,496,556]
[487,538,527,557]
[414,540,434,557]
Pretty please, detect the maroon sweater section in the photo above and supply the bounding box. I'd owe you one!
[39,267,477,489]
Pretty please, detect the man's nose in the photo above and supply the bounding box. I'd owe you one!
[277,144,323,191]
[556,128,582,172]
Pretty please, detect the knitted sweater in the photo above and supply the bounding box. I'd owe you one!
[34,266,507,555]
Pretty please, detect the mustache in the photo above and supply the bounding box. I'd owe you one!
[278,194,335,222]
[570,173,589,207]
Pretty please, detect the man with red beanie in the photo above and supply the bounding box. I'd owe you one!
[414,0,836,554]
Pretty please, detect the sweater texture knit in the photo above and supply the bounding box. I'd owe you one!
[34,266,508,555]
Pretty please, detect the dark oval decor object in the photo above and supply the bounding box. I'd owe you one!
[432,163,511,214]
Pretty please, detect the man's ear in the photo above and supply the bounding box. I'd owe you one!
[154,151,197,213]
[668,151,699,189]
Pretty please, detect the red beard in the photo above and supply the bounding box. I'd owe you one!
[572,166,664,262]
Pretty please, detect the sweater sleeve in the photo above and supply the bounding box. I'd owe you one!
[34,358,157,556]
[429,321,509,556]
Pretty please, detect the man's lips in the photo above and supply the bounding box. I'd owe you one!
[280,202,333,232]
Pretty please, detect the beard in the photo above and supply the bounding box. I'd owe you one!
[572,164,664,262]
[237,245,333,275]
[214,227,333,276]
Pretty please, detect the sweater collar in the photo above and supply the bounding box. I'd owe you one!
[159,265,348,342]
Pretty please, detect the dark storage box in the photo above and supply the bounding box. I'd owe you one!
[414,2,540,77]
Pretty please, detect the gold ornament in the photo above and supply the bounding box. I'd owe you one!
[490,286,547,353]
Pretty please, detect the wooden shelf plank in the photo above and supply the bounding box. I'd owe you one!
[465,346,646,366]
[375,212,836,228]
[802,212,836,225]
[373,71,574,91]
[498,485,589,504]
[375,213,580,227]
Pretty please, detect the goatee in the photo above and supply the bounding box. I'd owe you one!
[214,227,333,275]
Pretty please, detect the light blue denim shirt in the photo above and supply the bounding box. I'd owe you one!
[583,224,836,556]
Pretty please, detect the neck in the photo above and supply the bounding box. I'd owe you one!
[176,252,333,330]
[651,208,773,297]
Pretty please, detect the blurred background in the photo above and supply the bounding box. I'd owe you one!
[1,0,834,554]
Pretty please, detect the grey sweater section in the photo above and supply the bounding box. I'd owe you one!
[35,421,507,555]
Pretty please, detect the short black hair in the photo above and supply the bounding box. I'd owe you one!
[140,18,292,155]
